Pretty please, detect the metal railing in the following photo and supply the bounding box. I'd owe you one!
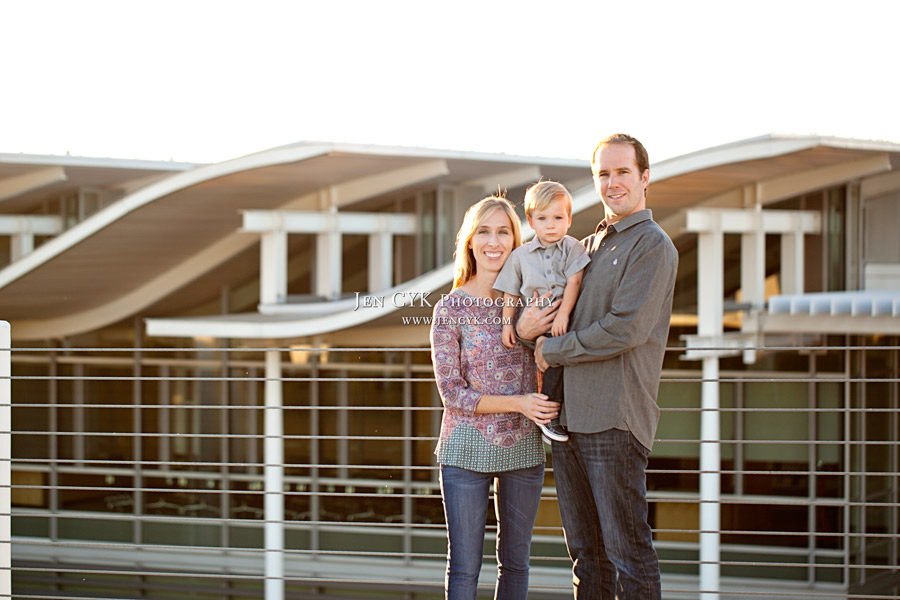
[1,329,898,599]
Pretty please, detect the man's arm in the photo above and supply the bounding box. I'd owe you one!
[541,233,676,367]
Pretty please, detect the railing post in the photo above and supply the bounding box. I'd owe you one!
[700,357,721,600]
[0,321,10,598]
[697,229,722,600]
[264,349,284,600]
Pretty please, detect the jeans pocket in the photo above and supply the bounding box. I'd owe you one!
[627,430,651,459]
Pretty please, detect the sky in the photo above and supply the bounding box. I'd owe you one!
[3,0,899,167]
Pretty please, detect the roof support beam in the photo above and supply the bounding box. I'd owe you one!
[461,166,542,192]
[0,215,63,261]
[861,169,900,199]
[0,167,67,202]
[243,211,417,235]
[0,216,63,236]
[663,154,892,237]
[685,208,820,234]
[682,207,822,362]
[246,210,418,304]
[329,160,449,209]
[756,154,891,204]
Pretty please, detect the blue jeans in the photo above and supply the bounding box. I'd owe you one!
[440,463,544,600]
[551,428,661,600]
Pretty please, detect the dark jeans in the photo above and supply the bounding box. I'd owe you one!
[439,463,544,600]
[551,428,661,600]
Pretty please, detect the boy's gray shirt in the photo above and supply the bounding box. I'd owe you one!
[539,210,678,451]
[493,235,590,302]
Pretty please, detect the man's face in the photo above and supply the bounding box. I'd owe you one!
[592,143,649,224]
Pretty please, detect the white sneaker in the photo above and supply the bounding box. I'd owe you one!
[538,421,569,443]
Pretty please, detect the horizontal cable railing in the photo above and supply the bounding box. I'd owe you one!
[1,343,898,599]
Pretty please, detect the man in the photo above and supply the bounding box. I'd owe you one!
[517,133,678,599]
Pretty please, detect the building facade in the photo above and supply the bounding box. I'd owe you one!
[1,137,898,598]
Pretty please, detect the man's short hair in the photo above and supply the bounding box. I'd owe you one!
[592,133,650,176]
[523,180,572,218]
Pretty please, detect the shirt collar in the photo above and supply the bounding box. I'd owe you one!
[595,209,653,235]
[524,237,563,252]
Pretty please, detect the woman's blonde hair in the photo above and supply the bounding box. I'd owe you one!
[452,195,522,288]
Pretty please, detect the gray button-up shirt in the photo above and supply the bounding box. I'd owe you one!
[540,210,678,450]
[493,235,590,301]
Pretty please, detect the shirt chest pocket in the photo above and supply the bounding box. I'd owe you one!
[583,244,624,296]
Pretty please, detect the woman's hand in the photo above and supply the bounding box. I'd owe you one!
[517,392,560,425]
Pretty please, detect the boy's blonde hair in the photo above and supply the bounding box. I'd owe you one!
[453,195,522,288]
[524,180,572,218]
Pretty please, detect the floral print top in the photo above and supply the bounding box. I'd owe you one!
[430,288,544,472]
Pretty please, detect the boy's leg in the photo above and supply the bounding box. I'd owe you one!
[538,365,569,442]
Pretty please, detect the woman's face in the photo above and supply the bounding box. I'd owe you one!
[468,208,515,277]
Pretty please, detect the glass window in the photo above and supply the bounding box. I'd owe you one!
[743,381,809,497]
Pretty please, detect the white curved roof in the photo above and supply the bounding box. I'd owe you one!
[143,134,900,341]
[3,135,899,341]
[0,142,587,339]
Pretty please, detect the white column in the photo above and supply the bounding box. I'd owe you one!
[316,230,342,300]
[781,231,805,295]
[260,230,288,305]
[697,230,724,338]
[700,357,721,600]
[368,231,393,293]
[697,231,722,600]
[264,350,284,600]
[10,233,34,262]
[0,322,10,598]
[740,223,764,364]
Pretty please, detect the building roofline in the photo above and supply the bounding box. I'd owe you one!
[241,140,589,169]
[145,134,900,341]
[653,134,900,182]
[0,152,200,171]
[1,142,589,295]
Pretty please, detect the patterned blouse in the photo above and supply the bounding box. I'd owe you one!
[430,288,545,472]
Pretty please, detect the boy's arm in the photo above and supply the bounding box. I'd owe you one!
[501,292,519,348]
[556,269,584,319]
[551,269,584,336]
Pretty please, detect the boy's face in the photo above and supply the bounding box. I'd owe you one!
[527,198,572,245]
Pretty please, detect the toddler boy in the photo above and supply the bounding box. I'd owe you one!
[494,181,589,443]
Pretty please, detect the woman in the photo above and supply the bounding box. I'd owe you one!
[430,195,560,599]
